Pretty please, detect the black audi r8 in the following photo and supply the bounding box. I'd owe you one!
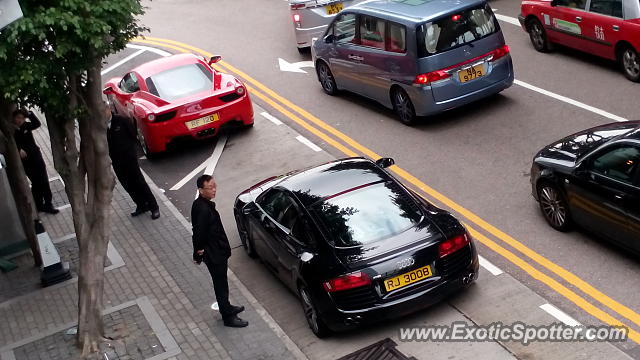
[531,121,640,254]
[233,157,479,337]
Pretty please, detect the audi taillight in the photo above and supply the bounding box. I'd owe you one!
[323,272,371,292]
[414,70,451,85]
[491,45,510,61]
[438,233,471,258]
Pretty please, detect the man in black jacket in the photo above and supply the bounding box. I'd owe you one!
[192,174,248,328]
[105,105,159,219]
[12,109,58,214]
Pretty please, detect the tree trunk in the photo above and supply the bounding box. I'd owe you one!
[0,99,41,266]
[48,64,115,356]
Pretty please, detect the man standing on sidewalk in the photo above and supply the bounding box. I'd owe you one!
[12,109,59,215]
[105,105,160,220]
[192,174,248,328]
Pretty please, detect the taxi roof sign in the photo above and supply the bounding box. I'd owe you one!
[0,0,23,31]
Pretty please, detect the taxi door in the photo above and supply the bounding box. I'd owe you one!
[545,0,591,51]
[580,0,624,59]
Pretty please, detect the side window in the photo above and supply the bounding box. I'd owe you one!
[555,0,587,10]
[258,190,290,221]
[589,0,623,17]
[387,22,406,53]
[334,13,357,44]
[591,146,640,184]
[360,15,385,49]
[119,73,140,93]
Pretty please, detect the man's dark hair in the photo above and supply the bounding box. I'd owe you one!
[197,174,213,189]
[12,109,28,118]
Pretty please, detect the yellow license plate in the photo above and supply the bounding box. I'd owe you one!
[384,265,433,292]
[458,64,485,83]
[326,2,343,15]
[186,114,218,130]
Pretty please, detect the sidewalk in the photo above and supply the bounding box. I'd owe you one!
[0,122,306,360]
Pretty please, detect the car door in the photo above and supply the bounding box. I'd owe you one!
[567,144,640,249]
[546,0,591,50]
[327,12,361,92]
[580,0,624,59]
[253,189,291,271]
[628,168,640,253]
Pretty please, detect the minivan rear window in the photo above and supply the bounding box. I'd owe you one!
[417,4,499,57]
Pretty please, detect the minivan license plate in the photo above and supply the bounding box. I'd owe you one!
[458,64,485,83]
[384,265,433,292]
[326,2,343,15]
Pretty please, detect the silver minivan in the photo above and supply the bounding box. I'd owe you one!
[311,0,514,124]
[289,0,366,52]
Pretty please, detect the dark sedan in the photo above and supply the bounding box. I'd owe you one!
[234,157,478,337]
[531,121,640,254]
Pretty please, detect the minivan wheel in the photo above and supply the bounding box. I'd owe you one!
[527,18,552,53]
[298,286,330,338]
[620,46,640,82]
[392,88,416,125]
[317,61,338,95]
[538,181,572,231]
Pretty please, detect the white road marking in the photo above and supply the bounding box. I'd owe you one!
[204,134,228,176]
[170,134,228,192]
[479,255,503,276]
[126,43,171,57]
[261,111,283,125]
[296,135,322,152]
[101,49,145,76]
[496,14,521,26]
[278,58,315,73]
[514,80,628,122]
[540,303,582,327]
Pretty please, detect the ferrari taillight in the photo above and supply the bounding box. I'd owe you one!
[147,114,156,122]
[236,86,245,95]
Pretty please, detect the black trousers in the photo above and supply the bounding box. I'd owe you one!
[112,161,158,211]
[204,259,233,319]
[23,156,53,209]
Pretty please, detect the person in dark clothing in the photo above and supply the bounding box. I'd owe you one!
[105,105,159,220]
[192,175,248,328]
[12,109,59,214]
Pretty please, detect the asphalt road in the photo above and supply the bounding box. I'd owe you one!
[99,0,640,358]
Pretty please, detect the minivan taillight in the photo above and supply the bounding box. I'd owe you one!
[414,70,451,85]
[491,45,510,61]
[438,233,471,258]
[323,272,372,292]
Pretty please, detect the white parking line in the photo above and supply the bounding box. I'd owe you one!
[169,135,228,191]
[126,43,171,57]
[296,135,322,152]
[479,255,503,276]
[514,80,628,122]
[496,14,521,26]
[540,303,582,327]
[101,49,146,76]
[261,111,283,125]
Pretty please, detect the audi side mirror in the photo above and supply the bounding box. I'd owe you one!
[324,34,335,44]
[375,157,395,168]
[209,55,222,65]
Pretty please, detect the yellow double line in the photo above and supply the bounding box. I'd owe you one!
[132,36,640,343]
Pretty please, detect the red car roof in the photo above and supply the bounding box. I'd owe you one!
[132,53,205,79]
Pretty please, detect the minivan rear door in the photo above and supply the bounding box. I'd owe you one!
[416,4,510,103]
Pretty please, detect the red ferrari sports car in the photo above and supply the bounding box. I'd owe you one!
[103,53,254,155]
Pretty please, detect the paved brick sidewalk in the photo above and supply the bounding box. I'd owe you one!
[0,122,306,360]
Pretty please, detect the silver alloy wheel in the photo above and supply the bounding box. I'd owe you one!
[137,128,149,157]
[530,22,545,50]
[539,185,567,228]
[622,48,640,78]
[300,288,319,334]
[394,90,414,124]
[318,63,335,93]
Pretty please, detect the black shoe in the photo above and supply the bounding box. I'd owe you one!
[41,205,59,215]
[150,209,160,220]
[131,207,149,217]
[230,305,245,315]
[223,316,248,328]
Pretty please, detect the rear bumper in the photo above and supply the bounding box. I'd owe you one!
[142,94,254,153]
[294,24,328,49]
[319,251,479,332]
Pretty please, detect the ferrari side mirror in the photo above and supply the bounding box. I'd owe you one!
[209,56,222,65]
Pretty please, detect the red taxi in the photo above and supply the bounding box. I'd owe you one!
[519,0,640,81]
[103,53,254,156]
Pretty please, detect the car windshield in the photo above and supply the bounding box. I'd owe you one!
[417,4,498,57]
[146,63,213,101]
[311,182,423,247]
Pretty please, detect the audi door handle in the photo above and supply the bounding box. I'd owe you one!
[612,25,620,31]
[575,16,582,22]
[614,194,624,200]
[348,54,363,61]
